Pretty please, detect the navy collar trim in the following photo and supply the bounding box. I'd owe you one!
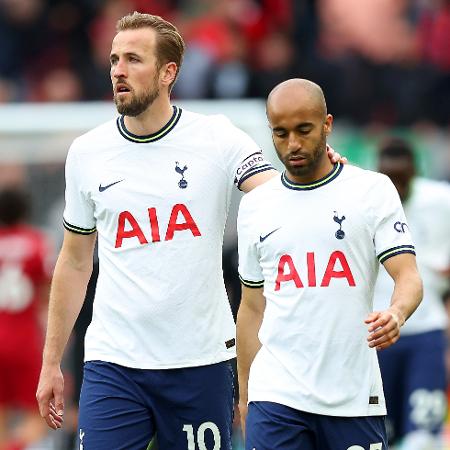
[281,162,343,191]
[116,105,182,143]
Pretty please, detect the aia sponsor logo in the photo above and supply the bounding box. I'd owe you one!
[115,203,201,248]
[275,251,356,291]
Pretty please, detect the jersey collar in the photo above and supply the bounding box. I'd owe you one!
[116,105,182,143]
[281,162,343,191]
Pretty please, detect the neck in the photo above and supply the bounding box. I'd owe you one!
[123,94,173,136]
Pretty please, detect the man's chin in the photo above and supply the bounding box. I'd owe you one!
[116,103,138,117]
[287,164,311,177]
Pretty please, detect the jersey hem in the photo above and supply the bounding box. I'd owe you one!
[84,352,236,370]
[247,394,387,417]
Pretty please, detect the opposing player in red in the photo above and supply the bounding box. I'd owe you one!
[0,188,53,450]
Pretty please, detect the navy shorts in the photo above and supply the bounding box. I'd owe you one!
[245,401,387,450]
[378,329,447,442]
[78,360,234,450]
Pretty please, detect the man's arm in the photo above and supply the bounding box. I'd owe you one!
[236,285,266,437]
[366,253,422,350]
[36,230,96,429]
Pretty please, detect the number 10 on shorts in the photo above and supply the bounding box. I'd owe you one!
[182,422,221,450]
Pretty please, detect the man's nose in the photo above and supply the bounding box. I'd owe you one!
[112,59,127,78]
[287,134,301,151]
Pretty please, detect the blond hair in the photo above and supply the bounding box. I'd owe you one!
[116,12,185,91]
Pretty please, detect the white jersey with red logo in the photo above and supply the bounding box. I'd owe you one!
[374,177,450,335]
[63,106,274,369]
[237,163,415,417]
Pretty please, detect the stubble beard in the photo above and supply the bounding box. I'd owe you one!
[114,84,160,117]
[280,131,328,179]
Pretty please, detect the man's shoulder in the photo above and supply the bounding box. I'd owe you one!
[412,177,450,207]
[71,118,118,151]
[341,164,390,188]
[180,108,239,133]
[414,177,450,195]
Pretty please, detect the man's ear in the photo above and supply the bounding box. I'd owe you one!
[161,62,177,87]
[324,114,333,135]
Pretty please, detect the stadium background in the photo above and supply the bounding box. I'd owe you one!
[0,0,448,449]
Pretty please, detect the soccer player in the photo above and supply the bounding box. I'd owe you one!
[236,79,423,450]
[0,188,52,450]
[373,138,450,450]
[35,12,343,450]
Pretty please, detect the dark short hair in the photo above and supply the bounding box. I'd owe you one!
[0,188,30,226]
[378,137,415,161]
[116,12,186,92]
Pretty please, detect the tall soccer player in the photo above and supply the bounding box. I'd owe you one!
[35,12,343,450]
[373,138,450,450]
[236,79,423,450]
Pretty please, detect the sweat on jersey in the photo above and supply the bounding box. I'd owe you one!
[237,163,416,417]
[63,106,274,369]
[374,177,450,335]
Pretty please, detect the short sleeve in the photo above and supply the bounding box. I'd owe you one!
[212,115,275,190]
[62,143,96,235]
[237,197,264,288]
[371,175,416,264]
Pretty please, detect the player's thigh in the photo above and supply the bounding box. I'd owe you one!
[154,361,234,450]
[78,361,154,450]
[316,415,387,450]
[245,401,315,450]
[403,330,447,435]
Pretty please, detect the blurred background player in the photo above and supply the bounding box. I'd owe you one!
[373,137,450,450]
[0,188,53,450]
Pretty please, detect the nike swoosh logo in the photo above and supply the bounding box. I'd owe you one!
[98,179,124,192]
[259,227,280,242]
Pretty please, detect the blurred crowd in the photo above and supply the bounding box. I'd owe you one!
[0,0,449,125]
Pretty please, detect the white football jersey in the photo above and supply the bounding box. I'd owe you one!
[238,163,416,417]
[374,177,450,335]
[63,106,274,369]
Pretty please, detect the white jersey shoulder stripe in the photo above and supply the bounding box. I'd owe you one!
[377,244,416,264]
[239,274,264,288]
[63,218,96,235]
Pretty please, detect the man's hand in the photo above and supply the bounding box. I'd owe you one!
[36,365,65,430]
[327,145,348,164]
[365,307,405,351]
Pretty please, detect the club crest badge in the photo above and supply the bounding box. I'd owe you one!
[175,161,188,189]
